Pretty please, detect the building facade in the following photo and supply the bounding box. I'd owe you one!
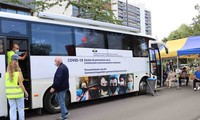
[0,0,34,15]
[115,0,152,35]
[0,0,152,35]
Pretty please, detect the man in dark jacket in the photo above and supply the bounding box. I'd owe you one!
[50,57,70,120]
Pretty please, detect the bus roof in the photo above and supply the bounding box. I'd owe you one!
[0,11,155,40]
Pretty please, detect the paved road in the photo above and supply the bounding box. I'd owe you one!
[26,86,200,120]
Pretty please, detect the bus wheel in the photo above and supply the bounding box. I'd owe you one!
[139,79,147,95]
[43,90,70,114]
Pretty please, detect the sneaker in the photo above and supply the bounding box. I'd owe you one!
[57,117,67,120]
[58,113,70,120]
[65,112,70,118]
[197,87,200,90]
[194,88,197,91]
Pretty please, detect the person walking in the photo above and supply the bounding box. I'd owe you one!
[50,57,70,120]
[5,55,28,120]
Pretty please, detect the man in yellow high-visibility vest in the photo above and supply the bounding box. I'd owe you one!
[7,44,27,64]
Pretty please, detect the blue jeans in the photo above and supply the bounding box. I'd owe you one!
[56,90,68,118]
[8,97,24,120]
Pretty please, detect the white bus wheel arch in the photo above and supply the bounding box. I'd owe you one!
[139,76,148,95]
[43,87,71,114]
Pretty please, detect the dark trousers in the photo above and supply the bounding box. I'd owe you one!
[193,79,200,88]
[179,77,189,86]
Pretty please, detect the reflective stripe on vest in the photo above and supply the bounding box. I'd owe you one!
[7,51,15,64]
[5,72,24,99]
[6,92,24,95]
[6,86,21,89]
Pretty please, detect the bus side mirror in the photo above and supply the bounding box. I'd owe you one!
[165,46,168,54]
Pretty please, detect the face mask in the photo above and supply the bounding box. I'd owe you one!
[110,86,117,93]
[101,90,108,96]
[127,82,133,90]
[15,50,19,53]
[89,90,98,99]
[101,86,108,91]
[119,81,125,86]
[54,62,58,66]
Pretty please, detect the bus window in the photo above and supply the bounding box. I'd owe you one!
[107,33,133,51]
[133,37,148,57]
[122,35,133,50]
[1,19,27,36]
[74,28,105,49]
[107,33,123,49]
[31,23,73,55]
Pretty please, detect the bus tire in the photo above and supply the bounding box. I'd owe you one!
[43,90,70,114]
[139,79,147,95]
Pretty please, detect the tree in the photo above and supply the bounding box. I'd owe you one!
[162,37,168,43]
[163,4,200,42]
[3,0,121,24]
[65,0,121,24]
[191,4,200,36]
[162,24,193,42]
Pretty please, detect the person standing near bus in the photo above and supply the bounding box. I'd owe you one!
[50,57,70,120]
[7,44,27,64]
[5,55,28,120]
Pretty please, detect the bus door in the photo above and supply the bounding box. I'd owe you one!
[5,38,31,109]
[0,36,8,117]
[149,47,162,87]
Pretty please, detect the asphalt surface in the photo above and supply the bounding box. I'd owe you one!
[17,86,200,120]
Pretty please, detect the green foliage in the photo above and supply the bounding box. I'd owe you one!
[163,4,200,42]
[191,4,200,36]
[167,24,193,41]
[3,0,121,24]
[162,37,168,43]
[66,0,121,24]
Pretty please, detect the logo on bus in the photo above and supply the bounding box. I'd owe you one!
[92,49,97,52]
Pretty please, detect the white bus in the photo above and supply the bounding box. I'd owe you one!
[0,12,167,117]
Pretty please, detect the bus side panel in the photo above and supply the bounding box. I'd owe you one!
[30,56,150,106]
[0,55,8,117]
[31,79,51,109]
[30,56,55,109]
[30,56,77,108]
[132,58,149,92]
[31,77,76,109]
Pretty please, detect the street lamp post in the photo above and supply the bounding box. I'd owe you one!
[126,0,129,26]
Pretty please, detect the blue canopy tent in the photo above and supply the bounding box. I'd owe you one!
[160,36,200,58]
[178,36,200,57]
[160,36,200,88]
